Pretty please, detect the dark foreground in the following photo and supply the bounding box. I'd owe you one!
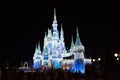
[0,63,120,80]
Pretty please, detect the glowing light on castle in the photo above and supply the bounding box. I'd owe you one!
[33,8,91,73]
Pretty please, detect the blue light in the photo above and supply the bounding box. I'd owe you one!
[44,55,48,60]
[74,59,85,73]
[53,60,61,69]
[34,62,40,69]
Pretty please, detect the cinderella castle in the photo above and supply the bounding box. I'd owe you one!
[33,9,91,73]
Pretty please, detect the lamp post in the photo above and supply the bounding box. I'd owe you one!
[92,58,101,71]
[114,53,120,68]
[117,58,119,61]
[98,58,101,61]
[92,59,95,62]
[114,53,118,58]
[92,58,101,62]
[114,53,119,61]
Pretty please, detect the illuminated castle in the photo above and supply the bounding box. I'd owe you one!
[33,9,91,73]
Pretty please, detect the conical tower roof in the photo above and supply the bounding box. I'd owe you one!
[35,44,38,54]
[45,32,47,38]
[37,41,41,53]
[75,27,83,46]
[60,23,63,34]
[70,36,74,49]
[54,8,57,20]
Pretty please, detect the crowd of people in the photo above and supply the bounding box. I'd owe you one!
[1,68,84,80]
[0,63,120,80]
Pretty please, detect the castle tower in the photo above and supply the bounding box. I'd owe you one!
[52,8,59,41]
[60,23,66,54]
[43,32,47,50]
[38,41,41,54]
[70,36,74,54]
[74,27,84,60]
[33,42,42,69]
[48,28,52,40]
[60,23,64,41]
[73,27,85,73]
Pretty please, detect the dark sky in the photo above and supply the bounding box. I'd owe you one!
[0,1,115,66]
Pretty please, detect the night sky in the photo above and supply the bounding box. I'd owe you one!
[0,1,114,67]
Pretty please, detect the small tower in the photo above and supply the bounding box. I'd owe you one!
[74,27,84,60]
[33,42,41,69]
[38,41,41,54]
[60,23,66,55]
[43,32,47,50]
[75,27,83,46]
[70,36,74,54]
[60,23,64,41]
[73,27,85,73]
[48,28,52,40]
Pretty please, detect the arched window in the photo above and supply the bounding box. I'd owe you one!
[24,62,28,68]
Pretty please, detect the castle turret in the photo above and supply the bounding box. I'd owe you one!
[70,36,74,53]
[48,28,52,39]
[37,41,41,54]
[60,23,66,54]
[60,23,64,41]
[52,8,59,41]
[75,27,83,47]
[34,44,38,55]
[33,44,39,59]
[33,43,41,69]
[74,27,84,59]
[43,32,47,50]
[73,27,85,73]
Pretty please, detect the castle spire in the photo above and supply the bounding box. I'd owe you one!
[38,41,41,53]
[60,23,63,34]
[75,27,83,46]
[60,23,64,41]
[48,28,52,37]
[77,26,79,35]
[70,36,74,49]
[45,32,47,38]
[35,44,38,54]
[44,32,47,50]
[52,8,58,40]
[54,8,56,20]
